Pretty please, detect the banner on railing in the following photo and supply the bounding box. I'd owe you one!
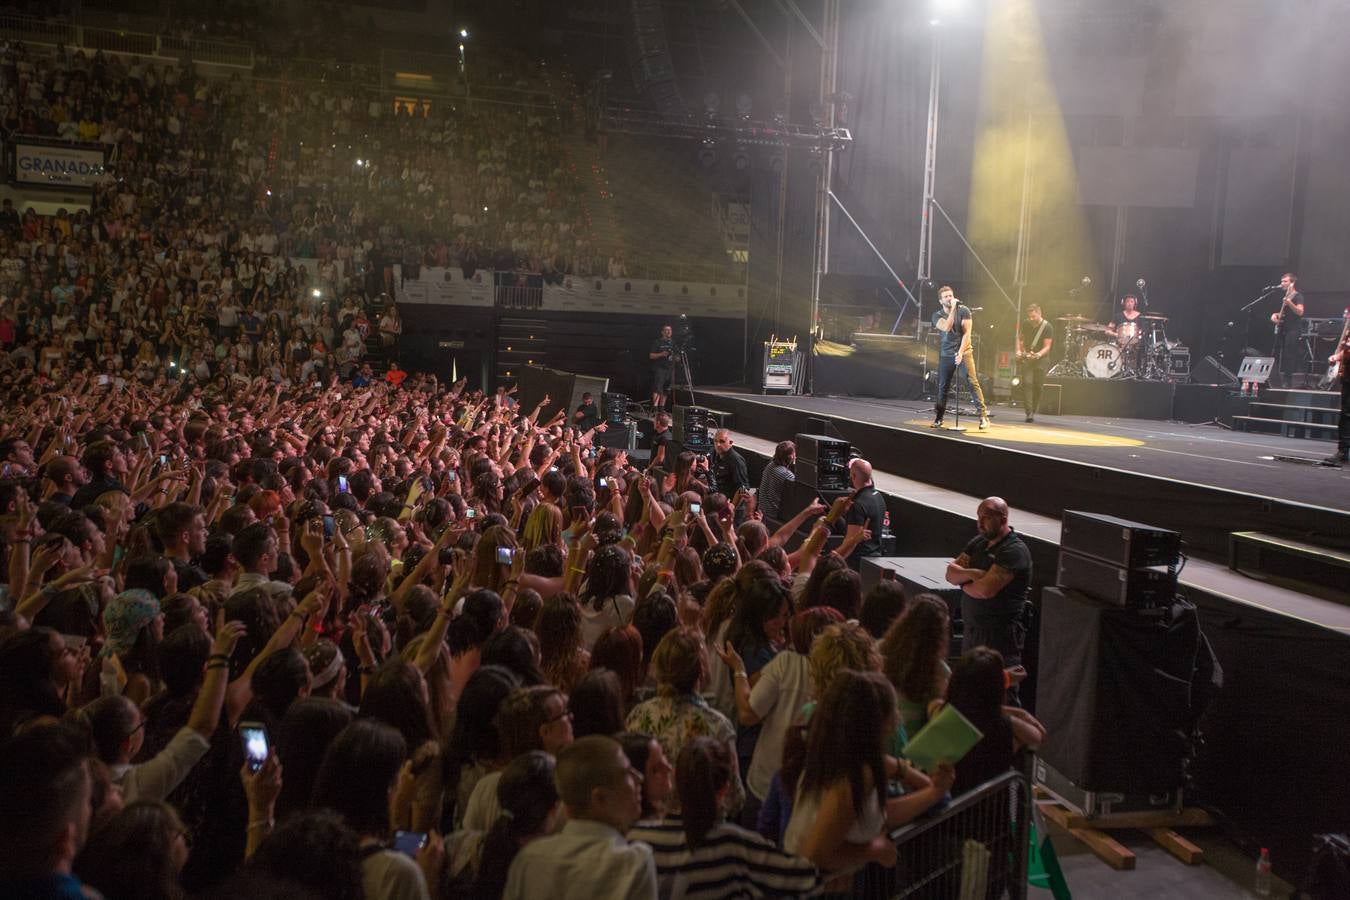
[393,267,746,319]
[13,142,108,188]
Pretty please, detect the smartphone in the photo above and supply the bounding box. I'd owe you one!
[158,454,168,467]
[465,507,477,519]
[322,514,335,540]
[548,465,559,473]
[690,502,701,516]
[495,546,514,565]
[598,477,608,489]
[337,475,349,493]
[239,721,268,773]
[392,831,428,858]
[446,471,457,483]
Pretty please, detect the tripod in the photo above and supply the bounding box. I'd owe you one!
[671,349,696,408]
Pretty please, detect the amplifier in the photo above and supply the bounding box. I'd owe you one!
[795,433,850,465]
[795,459,849,492]
[1061,511,1180,570]
[602,392,629,426]
[1057,550,1177,608]
[673,405,714,452]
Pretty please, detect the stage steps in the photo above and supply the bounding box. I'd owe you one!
[1230,531,1350,607]
[1232,388,1339,441]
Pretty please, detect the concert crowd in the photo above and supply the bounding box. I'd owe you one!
[0,35,1045,900]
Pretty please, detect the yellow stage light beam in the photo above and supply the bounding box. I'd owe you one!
[904,419,1145,448]
[966,0,1098,312]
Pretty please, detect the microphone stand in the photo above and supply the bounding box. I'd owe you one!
[1239,287,1282,385]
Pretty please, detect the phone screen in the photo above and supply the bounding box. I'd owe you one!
[392,831,427,858]
[466,507,477,519]
[239,722,268,773]
[598,477,608,489]
[690,502,702,516]
[322,514,335,540]
[337,475,349,493]
[496,546,514,565]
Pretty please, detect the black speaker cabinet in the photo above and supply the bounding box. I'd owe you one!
[1036,586,1194,794]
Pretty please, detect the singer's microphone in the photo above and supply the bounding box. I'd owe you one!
[966,306,984,311]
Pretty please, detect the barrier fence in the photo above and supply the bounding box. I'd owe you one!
[0,15,254,68]
[821,770,1033,900]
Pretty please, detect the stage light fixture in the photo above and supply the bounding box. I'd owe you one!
[698,139,717,168]
[733,144,750,171]
[312,288,322,298]
[459,28,469,38]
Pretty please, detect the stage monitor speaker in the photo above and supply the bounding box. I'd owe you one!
[1060,511,1180,570]
[795,459,849,493]
[1036,586,1197,793]
[674,405,714,452]
[795,433,851,464]
[602,392,629,426]
[1191,354,1239,387]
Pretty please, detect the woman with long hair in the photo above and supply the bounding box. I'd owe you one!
[535,592,590,693]
[590,624,644,707]
[628,737,819,897]
[520,502,564,553]
[471,751,559,900]
[274,697,355,819]
[577,543,635,650]
[358,657,443,832]
[470,526,517,593]
[444,665,520,829]
[101,589,165,705]
[879,594,952,737]
[568,668,625,738]
[312,719,439,900]
[941,646,1046,795]
[618,731,676,820]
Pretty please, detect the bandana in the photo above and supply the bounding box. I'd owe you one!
[101,589,160,658]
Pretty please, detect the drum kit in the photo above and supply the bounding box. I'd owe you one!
[1047,313,1178,381]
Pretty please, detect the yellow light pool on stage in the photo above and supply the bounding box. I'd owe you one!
[905,419,1144,448]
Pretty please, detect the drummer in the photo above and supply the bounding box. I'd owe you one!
[1107,294,1143,343]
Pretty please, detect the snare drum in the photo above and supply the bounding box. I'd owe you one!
[1085,342,1122,378]
[1116,320,1140,347]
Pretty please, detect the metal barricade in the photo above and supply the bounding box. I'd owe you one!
[821,770,1032,900]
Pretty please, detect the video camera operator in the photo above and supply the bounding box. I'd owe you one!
[649,324,675,413]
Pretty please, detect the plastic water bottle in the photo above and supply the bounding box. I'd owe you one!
[881,511,893,539]
[1253,847,1272,897]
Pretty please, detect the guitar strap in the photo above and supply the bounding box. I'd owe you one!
[1028,320,1049,360]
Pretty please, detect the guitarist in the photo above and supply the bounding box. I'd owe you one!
[1015,304,1054,423]
[1323,310,1350,468]
[1269,272,1306,384]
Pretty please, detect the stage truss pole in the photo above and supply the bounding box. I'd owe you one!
[916,24,941,340]
[807,0,841,395]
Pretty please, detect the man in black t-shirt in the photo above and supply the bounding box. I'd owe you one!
[945,497,1032,666]
[845,458,886,567]
[573,392,602,432]
[650,411,675,467]
[1016,304,1054,423]
[649,324,675,412]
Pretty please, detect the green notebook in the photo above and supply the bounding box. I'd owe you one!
[902,703,984,772]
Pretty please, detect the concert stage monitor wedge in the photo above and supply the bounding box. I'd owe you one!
[673,405,714,453]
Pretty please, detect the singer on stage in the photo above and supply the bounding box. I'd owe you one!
[932,285,990,430]
[1016,304,1054,423]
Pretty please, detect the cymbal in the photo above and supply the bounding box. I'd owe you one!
[1056,314,1093,322]
[1079,323,1112,333]
[1140,314,1169,321]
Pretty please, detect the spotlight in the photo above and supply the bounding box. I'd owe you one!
[312,288,322,298]
[355,158,364,167]
[1010,376,1021,388]
[698,139,717,168]
[459,27,469,38]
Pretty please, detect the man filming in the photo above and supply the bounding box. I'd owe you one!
[649,324,675,413]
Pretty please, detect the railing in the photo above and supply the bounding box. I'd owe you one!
[818,770,1033,899]
[0,15,254,68]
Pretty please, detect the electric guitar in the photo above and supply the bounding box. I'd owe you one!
[1319,307,1350,389]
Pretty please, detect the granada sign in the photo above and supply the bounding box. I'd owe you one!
[15,143,108,187]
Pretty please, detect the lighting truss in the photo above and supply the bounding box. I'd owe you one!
[599,105,852,152]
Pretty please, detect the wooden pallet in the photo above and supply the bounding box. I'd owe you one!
[1035,791,1213,871]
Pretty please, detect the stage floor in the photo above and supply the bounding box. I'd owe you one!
[700,389,1348,511]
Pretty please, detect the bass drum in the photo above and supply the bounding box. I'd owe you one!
[1084,342,1123,378]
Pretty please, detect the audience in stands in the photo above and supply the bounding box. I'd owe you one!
[0,26,1045,900]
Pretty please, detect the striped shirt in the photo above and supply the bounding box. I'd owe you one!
[628,817,820,899]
